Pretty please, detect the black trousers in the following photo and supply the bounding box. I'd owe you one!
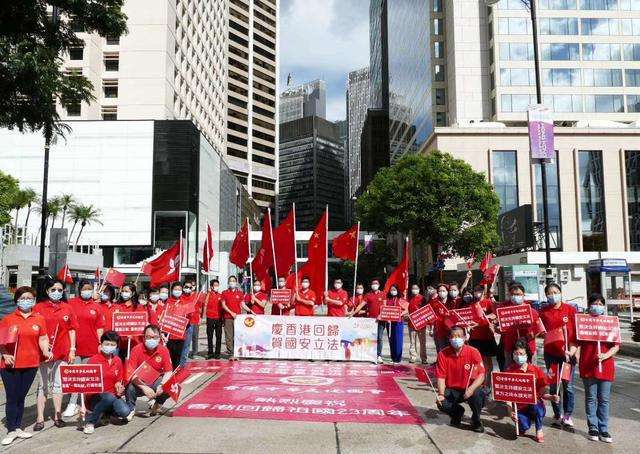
[166,339,185,369]
[206,317,223,356]
[1,367,38,432]
[440,387,485,425]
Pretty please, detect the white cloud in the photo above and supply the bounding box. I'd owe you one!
[279,0,369,121]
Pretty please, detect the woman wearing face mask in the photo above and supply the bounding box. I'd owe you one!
[165,283,188,367]
[0,287,51,446]
[32,279,78,429]
[353,279,386,363]
[347,283,367,317]
[431,284,452,353]
[383,285,409,364]
[506,339,559,443]
[63,280,105,420]
[406,284,427,364]
[145,288,164,325]
[270,277,292,316]
[246,281,268,315]
[448,282,462,308]
[578,294,618,444]
[115,284,145,359]
[539,282,578,430]
[158,285,170,304]
[98,285,116,331]
[181,280,201,360]
[83,331,131,434]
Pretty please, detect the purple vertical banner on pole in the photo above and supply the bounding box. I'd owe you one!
[528,105,555,161]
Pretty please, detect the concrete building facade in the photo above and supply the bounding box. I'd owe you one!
[279,79,327,124]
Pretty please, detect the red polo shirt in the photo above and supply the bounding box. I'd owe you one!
[87,352,123,395]
[0,310,47,369]
[540,302,577,358]
[33,300,78,361]
[579,340,618,382]
[433,297,452,339]
[221,289,245,319]
[500,302,541,355]
[246,291,268,315]
[101,303,116,331]
[206,291,222,319]
[127,343,172,374]
[294,289,316,316]
[408,294,426,314]
[466,298,493,342]
[68,297,105,357]
[326,289,349,317]
[436,344,484,390]
[364,291,385,319]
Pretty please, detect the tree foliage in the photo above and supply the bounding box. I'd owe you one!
[0,170,20,227]
[356,152,501,259]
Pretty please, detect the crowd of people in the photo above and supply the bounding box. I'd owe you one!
[0,271,620,446]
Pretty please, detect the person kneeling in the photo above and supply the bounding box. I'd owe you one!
[84,331,133,434]
[435,326,486,433]
[125,325,173,416]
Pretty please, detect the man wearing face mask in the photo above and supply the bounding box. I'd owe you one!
[347,283,366,317]
[407,284,428,364]
[206,279,223,359]
[221,276,245,359]
[431,284,452,353]
[125,325,173,416]
[158,285,170,304]
[325,279,349,317]
[354,279,386,363]
[180,280,201,361]
[293,277,316,316]
[271,277,292,316]
[246,282,268,315]
[435,326,486,433]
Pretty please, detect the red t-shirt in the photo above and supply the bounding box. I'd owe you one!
[87,352,123,395]
[294,289,316,316]
[436,345,485,390]
[349,294,367,317]
[506,363,547,410]
[101,303,115,331]
[364,291,385,319]
[579,340,618,381]
[246,291,268,315]
[0,310,47,369]
[408,294,426,314]
[326,289,349,317]
[500,302,541,355]
[467,298,493,342]
[433,297,453,339]
[68,297,106,357]
[206,291,222,319]
[127,343,172,374]
[33,300,79,361]
[221,289,245,319]
[540,302,576,357]
[182,292,202,324]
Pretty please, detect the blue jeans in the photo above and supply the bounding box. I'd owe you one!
[376,321,389,357]
[544,353,575,417]
[389,321,404,363]
[87,393,130,425]
[0,368,38,432]
[179,325,194,366]
[583,377,612,433]
[518,401,546,432]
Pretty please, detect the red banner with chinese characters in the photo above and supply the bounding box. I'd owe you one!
[173,361,422,425]
[575,314,621,343]
[408,305,437,330]
[496,305,533,331]
[60,364,104,394]
[491,371,537,405]
[112,312,148,337]
[159,313,189,339]
[378,305,403,322]
[270,289,292,306]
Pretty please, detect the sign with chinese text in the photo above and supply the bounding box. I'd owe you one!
[270,289,292,306]
[60,364,104,394]
[496,305,533,331]
[378,305,403,322]
[492,371,537,405]
[112,312,148,337]
[528,104,554,161]
[408,305,437,330]
[234,315,377,362]
[160,313,189,339]
[575,314,621,343]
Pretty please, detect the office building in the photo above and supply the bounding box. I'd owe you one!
[346,67,370,197]
[279,80,327,123]
[278,117,346,231]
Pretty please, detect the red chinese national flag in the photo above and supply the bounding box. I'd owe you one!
[0,325,18,345]
[202,223,214,273]
[143,240,182,287]
[229,218,250,267]
[104,268,126,288]
[135,361,161,385]
[332,223,359,261]
[57,264,73,284]
[287,209,328,298]
[479,252,493,273]
[252,210,275,281]
[383,238,409,297]
[273,208,296,277]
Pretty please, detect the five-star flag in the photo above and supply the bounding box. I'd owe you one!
[332,223,359,261]
[383,238,410,297]
[273,208,296,277]
[229,218,250,267]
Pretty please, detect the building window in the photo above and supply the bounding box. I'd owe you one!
[434,41,445,59]
[435,64,445,81]
[620,0,640,9]
[102,79,118,98]
[104,54,119,71]
[69,46,84,60]
[534,152,562,249]
[501,94,536,112]
[541,43,580,60]
[502,68,535,86]
[435,88,445,105]
[626,151,640,250]
[581,18,619,35]
[626,69,640,86]
[542,68,580,86]
[580,0,618,9]
[498,17,531,35]
[106,35,120,45]
[584,95,624,112]
[620,18,640,35]
[542,94,583,112]
[101,106,117,120]
[492,150,519,213]
[583,69,623,87]
[66,101,81,116]
[436,111,446,126]
[539,0,578,9]
[498,0,529,9]
[433,18,444,35]
[624,43,640,60]
[579,151,607,251]
[500,42,534,60]
[433,0,443,12]
[539,17,578,35]
[627,95,640,112]
[582,43,621,61]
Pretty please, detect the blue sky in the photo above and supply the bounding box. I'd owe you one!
[279,0,370,121]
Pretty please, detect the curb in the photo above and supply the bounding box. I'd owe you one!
[620,342,640,359]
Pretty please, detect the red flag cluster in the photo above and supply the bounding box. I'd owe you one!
[142,240,182,287]
[287,209,328,298]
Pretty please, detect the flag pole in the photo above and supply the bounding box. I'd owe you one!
[268,208,278,285]
[178,230,183,283]
[292,202,298,277]
[405,236,410,298]
[352,222,360,299]
[325,205,329,296]
[246,218,254,296]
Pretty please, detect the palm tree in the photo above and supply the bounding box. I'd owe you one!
[9,189,29,241]
[58,194,75,229]
[47,197,62,229]
[73,204,102,248]
[68,204,83,241]
[21,188,38,237]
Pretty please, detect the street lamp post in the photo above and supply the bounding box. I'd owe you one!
[486,0,553,283]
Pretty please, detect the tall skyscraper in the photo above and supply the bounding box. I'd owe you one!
[279,79,327,123]
[346,67,370,198]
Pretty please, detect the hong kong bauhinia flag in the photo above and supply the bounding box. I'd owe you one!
[383,238,409,297]
[229,218,250,267]
[332,223,359,261]
[202,223,214,273]
[142,240,182,287]
[286,208,327,297]
[273,208,296,278]
[57,264,73,284]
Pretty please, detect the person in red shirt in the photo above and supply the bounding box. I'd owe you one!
[116,284,148,359]
[181,279,201,360]
[0,286,51,446]
[432,283,453,353]
[540,282,578,429]
[579,293,619,443]
[435,326,485,433]
[347,283,366,317]
[125,325,173,416]
[83,331,131,434]
[205,279,223,359]
[325,278,349,317]
[98,285,116,331]
[221,275,245,360]
[354,279,386,363]
[33,278,78,430]
[163,283,190,368]
[270,277,293,316]
[246,282,268,315]
[507,339,559,443]
[294,277,316,316]
[406,284,427,364]
[144,288,164,325]
[385,285,409,364]
[69,280,106,359]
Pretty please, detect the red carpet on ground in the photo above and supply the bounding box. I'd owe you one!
[173,360,423,425]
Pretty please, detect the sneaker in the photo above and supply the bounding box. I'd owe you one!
[449,418,462,428]
[83,424,94,435]
[551,415,562,427]
[562,415,574,427]
[15,429,32,439]
[588,429,599,441]
[535,431,544,443]
[149,403,162,416]
[126,410,135,422]
[62,403,79,418]
[376,356,384,364]
[472,423,485,433]
[599,432,612,443]
[1,431,18,446]
[206,353,214,359]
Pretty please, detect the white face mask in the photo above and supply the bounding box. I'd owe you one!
[228,281,237,289]
[334,283,342,290]
[449,290,459,298]
[278,281,286,289]
[356,288,364,295]
[411,288,419,295]
[390,290,398,297]
[371,284,379,291]
[438,290,448,300]
[149,294,160,302]
[253,285,262,292]
[213,286,220,292]
[120,291,132,300]
[301,282,310,290]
